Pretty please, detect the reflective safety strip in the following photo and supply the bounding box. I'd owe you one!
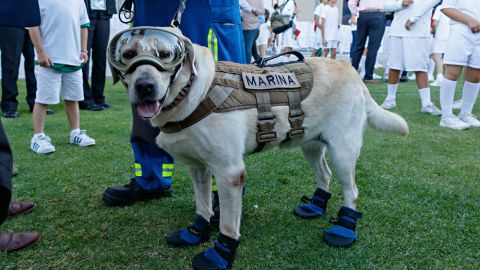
[162,163,175,178]
[134,163,142,177]
[212,177,217,192]
[208,28,218,62]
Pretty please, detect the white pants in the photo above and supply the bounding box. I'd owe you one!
[35,66,84,104]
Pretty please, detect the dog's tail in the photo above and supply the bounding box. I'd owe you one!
[364,89,409,137]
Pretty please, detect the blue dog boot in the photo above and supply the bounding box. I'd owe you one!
[192,233,239,270]
[323,206,363,247]
[293,188,331,219]
[166,215,211,247]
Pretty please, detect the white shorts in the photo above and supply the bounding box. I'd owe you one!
[324,40,338,49]
[35,66,84,105]
[387,36,430,72]
[443,24,480,69]
[432,39,447,54]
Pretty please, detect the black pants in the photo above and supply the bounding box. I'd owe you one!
[81,17,110,107]
[351,12,386,80]
[0,120,12,225]
[0,27,36,113]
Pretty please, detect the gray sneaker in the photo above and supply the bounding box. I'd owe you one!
[421,103,442,116]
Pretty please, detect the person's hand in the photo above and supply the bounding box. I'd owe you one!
[81,50,89,64]
[467,18,480,33]
[402,0,413,8]
[37,51,52,67]
[405,19,414,30]
[322,40,327,47]
[293,7,300,15]
[351,15,357,25]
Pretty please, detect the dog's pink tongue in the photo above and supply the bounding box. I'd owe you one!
[136,101,160,118]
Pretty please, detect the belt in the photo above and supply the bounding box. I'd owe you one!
[359,9,384,13]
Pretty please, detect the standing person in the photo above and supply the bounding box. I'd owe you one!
[312,0,327,57]
[279,0,300,55]
[0,28,37,118]
[103,0,246,206]
[348,0,386,83]
[79,0,117,111]
[242,0,266,63]
[380,0,442,116]
[256,9,273,58]
[438,0,480,130]
[430,3,451,87]
[28,0,96,154]
[321,0,340,59]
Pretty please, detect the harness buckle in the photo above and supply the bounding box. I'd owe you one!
[257,118,277,143]
[288,115,305,138]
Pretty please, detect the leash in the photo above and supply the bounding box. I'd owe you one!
[171,0,187,28]
[118,0,135,24]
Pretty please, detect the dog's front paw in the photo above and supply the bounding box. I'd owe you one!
[293,187,331,219]
[166,215,211,247]
[192,233,239,270]
[323,206,363,248]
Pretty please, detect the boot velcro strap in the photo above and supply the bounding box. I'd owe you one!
[338,206,363,220]
[331,216,357,231]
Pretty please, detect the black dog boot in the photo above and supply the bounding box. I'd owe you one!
[323,206,363,247]
[192,233,239,270]
[293,188,331,219]
[166,215,211,247]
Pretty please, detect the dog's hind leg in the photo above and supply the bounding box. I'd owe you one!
[322,138,363,248]
[165,165,213,247]
[293,142,333,219]
[192,162,245,270]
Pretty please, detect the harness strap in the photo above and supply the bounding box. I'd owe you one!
[160,85,232,133]
[287,91,305,138]
[255,92,277,143]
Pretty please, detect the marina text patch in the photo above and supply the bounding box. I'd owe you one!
[242,72,301,90]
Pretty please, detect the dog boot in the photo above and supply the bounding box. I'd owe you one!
[323,206,363,248]
[166,215,211,247]
[192,233,239,270]
[293,188,331,219]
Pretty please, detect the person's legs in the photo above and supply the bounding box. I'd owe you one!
[331,48,337,60]
[64,100,80,130]
[350,30,357,60]
[0,28,23,115]
[459,67,480,126]
[22,30,37,111]
[251,29,260,62]
[243,29,257,63]
[351,14,368,70]
[363,12,385,80]
[91,18,110,106]
[80,19,96,109]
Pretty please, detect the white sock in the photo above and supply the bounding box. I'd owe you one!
[387,84,398,99]
[418,88,432,108]
[359,55,366,73]
[440,78,457,118]
[460,81,480,116]
[428,59,435,79]
[436,73,444,81]
[70,128,81,136]
[33,133,45,138]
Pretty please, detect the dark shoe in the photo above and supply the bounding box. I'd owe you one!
[166,215,211,247]
[12,164,19,177]
[3,111,18,118]
[80,104,104,111]
[99,103,111,109]
[102,178,172,206]
[8,201,36,217]
[46,109,55,115]
[0,231,40,252]
[399,75,408,82]
[362,79,381,84]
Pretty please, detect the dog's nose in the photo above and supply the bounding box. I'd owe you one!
[135,79,155,96]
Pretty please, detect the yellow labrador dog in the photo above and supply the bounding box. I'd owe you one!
[109,27,408,269]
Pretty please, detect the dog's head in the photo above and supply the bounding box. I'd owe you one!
[108,27,197,119]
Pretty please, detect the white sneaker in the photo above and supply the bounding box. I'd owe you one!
[430,79,442,87]
[428,74,434,82]
[459,113,480,128]
[31,134,55,154]
[373,73,382,80]
[408,74,416,81]
[70,130,96,147]
[452,99,462,110]
[381,97,396,110]
[421,103,442,116]
[440,116,470,130]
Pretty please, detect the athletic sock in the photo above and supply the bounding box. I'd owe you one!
[460,81,480,116]
[436,73,444,82]
[33,132,45,138]
[70,128,81,136]
[387,84,398,100]
[440,78,457,118]
[428,59,435,79]
[418,87,432,108]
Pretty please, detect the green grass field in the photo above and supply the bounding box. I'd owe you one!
[1,75,479,269]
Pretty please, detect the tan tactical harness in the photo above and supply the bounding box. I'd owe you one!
[160,60,314,149]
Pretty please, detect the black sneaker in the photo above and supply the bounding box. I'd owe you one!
[3,111,19,118]
[102,178,172,206]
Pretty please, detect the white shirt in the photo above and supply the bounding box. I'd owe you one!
[321,5,339,41]
[432,5,450,40]
[90,0,106,10]
[280,0,295,17]
[314,4,326,35]
[441,0,480,25]
[385,0,441,37]
[37,0,90,66]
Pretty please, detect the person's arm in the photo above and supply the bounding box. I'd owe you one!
[314,14,320,28]
[239,0,253,13]
[348,0,358,18]
[408,0,441,24]
[28,26,52,67]
[80,27,89,63]
[384,0,408,13]
[442,8,480,33]
[321,17,326,47]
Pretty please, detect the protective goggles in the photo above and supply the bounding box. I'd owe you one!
[108,27,186,76]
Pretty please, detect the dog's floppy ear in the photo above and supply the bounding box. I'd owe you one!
[109,61,121,85]
[181,35,197,76]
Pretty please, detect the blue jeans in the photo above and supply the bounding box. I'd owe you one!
[243,29,259,64]
[351,12,385,80]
